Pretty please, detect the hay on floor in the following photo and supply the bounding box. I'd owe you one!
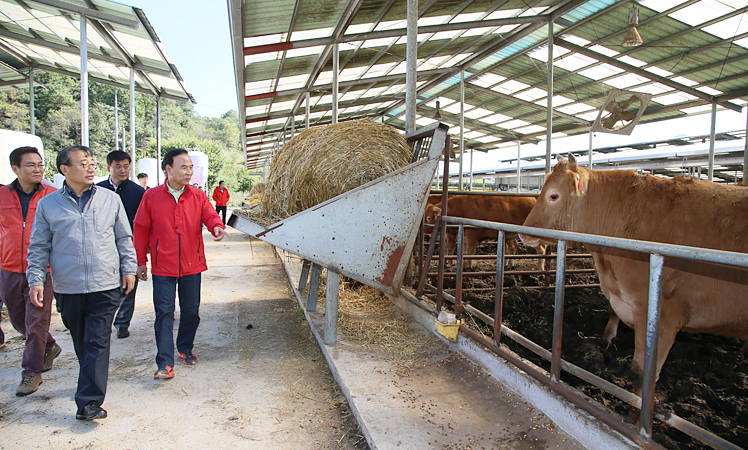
[304,274,437,371]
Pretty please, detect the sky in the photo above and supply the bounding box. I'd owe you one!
[127,0,238,118]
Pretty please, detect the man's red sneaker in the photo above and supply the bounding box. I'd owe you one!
[178,352,198,365]
[154,365,175,379]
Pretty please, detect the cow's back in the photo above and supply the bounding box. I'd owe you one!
[445,195,536,225]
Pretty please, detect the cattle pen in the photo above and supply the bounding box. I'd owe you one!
[409,209,748,450]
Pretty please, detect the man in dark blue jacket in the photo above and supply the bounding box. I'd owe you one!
[97,151,145,339]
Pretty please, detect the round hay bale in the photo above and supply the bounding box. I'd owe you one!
[248,182,266,196]
[259,119,410,222]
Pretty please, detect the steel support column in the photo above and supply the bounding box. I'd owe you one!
[469,148,474,190]
[114,92,120,151]
[709,103,717,182]
[29,67,34,134]
[404,0,417,133]
[305,91,310,129]
[588,131,593,168]
[130,67,136,179]
[332,42,339,124]
[324,269,340,345]
[744,94,748,182]
[551,240,567,383]
[459,70,465,190]
[157,95,162,184]
[545,20,553,174]
[80,16,89,147]
[640,254,665,439]
[516,140,521,192]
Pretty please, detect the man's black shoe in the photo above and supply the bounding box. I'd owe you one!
[76,401,107,421]
[116,327,130,339]
[0,327,5,348]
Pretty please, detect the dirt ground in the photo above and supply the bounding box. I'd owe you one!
[418,242,748,450]
[0,231,368,450]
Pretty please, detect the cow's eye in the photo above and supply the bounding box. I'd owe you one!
[549,194,559,201]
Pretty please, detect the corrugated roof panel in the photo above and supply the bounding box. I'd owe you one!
[0,0,192,102]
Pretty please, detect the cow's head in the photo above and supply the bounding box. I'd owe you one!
[520,154,589,247]
[424,204,441,225]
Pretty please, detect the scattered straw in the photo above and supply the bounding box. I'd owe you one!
[304,275,437,371]
[250,119,409,224]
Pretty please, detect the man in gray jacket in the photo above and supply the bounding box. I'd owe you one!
[27,145,136,421]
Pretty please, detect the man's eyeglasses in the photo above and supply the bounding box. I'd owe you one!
[70,162,98,170]
[22,163,45,170]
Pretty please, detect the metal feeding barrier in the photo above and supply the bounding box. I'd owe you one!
[413,214,748,450]
[228,122,450,345]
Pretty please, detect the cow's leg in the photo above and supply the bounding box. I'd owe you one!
[631,312,681,400]
[602,306,620,348]
[462,232,477,268]
[537,245,547,272]
[444,231,457,266]
[504,234,518,268]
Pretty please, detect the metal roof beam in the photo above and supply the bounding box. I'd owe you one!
[555,38,742,113]
[0,28,173,77]
[242,14,552,56]
[465,82,590,125]
[26,0,140,29]
[32,62,186,102]
[244,67,452,103]
[246,99,399,124]
[228,0,247,165]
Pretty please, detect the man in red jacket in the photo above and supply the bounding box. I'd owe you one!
[0,146,60,396]
[212,180,230,225]
[133,149,229,380]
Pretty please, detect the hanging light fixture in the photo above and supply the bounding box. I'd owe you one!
[622,6,643,47]
[432,99,442,120]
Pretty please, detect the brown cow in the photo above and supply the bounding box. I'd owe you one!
[424,195,540,268]
[520,154,748,399]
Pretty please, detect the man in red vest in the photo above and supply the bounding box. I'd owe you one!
[0,146,59,396]
[212,180,230,225]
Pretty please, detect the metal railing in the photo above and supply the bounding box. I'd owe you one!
[416,214,748,450]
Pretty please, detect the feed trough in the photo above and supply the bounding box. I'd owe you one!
[229,123,449,343]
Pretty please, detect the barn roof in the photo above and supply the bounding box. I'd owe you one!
[0,0,194,103]
[229,0,748,174]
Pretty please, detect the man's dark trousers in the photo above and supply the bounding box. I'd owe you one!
[59,288,120,413]
[0,269,56,376]
[152,274,201,368]
[216,206,227,225]
[113,278,138,330]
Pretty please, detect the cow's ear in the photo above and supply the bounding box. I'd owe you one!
[567,153,578,172]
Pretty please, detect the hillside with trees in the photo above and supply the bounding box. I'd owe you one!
[0,72,259,203]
